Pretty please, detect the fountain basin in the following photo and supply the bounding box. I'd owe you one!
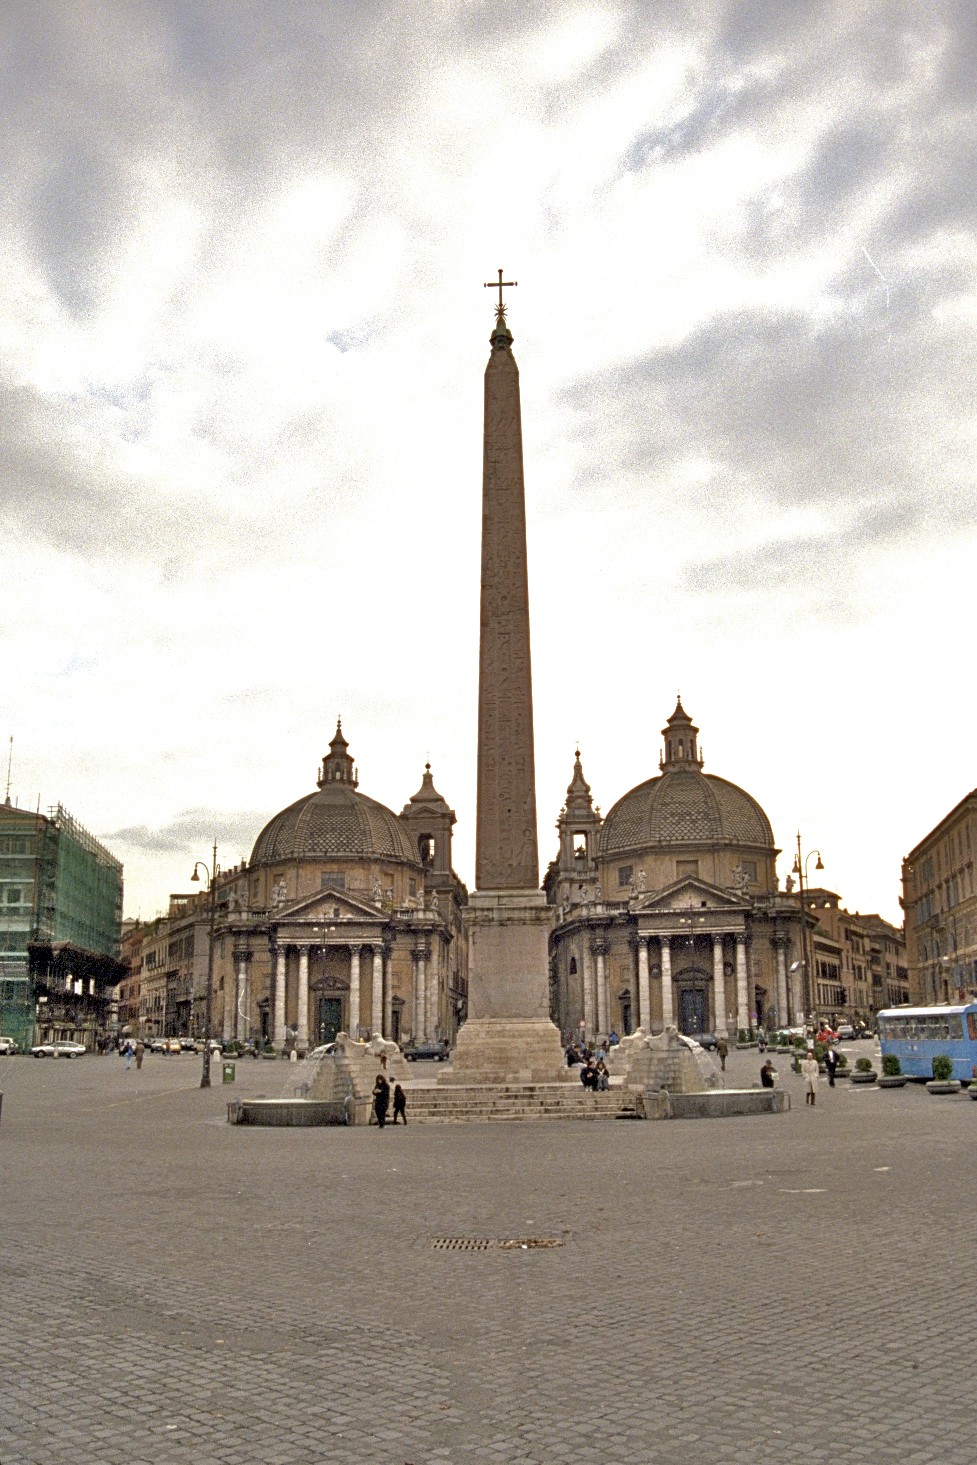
[227,1097,370,1126]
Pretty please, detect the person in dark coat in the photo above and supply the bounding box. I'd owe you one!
[824,1046,838,1087]
[372,1073,390,1128]
[392,1083,407,1125]
[760,1059,776,1088]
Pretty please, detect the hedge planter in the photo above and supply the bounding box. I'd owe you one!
[877,1075,907,1089]
[849,1071,878,1085]
[969,1084,977,1101]
[925,1079,961,1095]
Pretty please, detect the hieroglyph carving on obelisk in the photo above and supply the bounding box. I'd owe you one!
[476,271,539,891]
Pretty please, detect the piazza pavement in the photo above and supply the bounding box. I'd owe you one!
[1,1042,974,1465]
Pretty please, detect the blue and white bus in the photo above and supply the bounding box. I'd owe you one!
[877,1003,977,1082]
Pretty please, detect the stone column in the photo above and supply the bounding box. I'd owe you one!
[774,940,789,1031]
[412,949,424,1044]
[273,946,286,1047]
[735,935,749,1033]
[383,946,392,1041]
[426,945,438,1041]
[235,952,248,1041]
[637,938,650,1032]
[712,935,727,1036]
[223,972,234,1042]
[371,947,383,1038]
[660,936,673,1030]
[582,940,594,1042]
[348,944,361,1040]
[593,940,608,1038]
[296,946,309,1055]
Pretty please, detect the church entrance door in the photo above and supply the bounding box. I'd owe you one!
[317,997,342,1045]
[679,986,708,1036]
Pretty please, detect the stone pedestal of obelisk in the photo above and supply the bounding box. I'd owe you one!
[441,290,571,1085]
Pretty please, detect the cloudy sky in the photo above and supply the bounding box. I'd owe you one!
[3,1,975,925]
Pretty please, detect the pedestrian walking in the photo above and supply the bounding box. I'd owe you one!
[716,1036,728,1072]
[372,1072,390,1129]
[134,1039,145,1070]
[392,1083,407,1124]
[824,1046,838,1088]
[122,1041,134,1071]
[801,1051,819,1106]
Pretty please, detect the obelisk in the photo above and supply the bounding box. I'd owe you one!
[443,273,570,1084]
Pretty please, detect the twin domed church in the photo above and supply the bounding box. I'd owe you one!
[215,698,803,1051]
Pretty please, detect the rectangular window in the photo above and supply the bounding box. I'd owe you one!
[320,873,346,891]
[618,865,633,887]
[676,859,699,879]
[742,860,757,880]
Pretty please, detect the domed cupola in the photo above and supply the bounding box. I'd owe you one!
[660,696,703,771]
[598,701,774,856]
[318,721,357,787]
[250,721,418,866]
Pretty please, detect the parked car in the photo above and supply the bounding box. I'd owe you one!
[835,1023,856,1041]
[0,1036,18,1055]
[404,1041,450,1062]
[180,1038,197,1051]
[693,1032,718,1051]
[164,1037,182,1053]
[30,1041,87,1059]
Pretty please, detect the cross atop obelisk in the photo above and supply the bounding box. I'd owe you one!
[483,267,518,319]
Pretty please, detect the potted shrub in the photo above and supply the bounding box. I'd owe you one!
[926,1053,961,1094]
[850,1055,877,1085]
[878,1053,906,1089]
[968,1081,977,1102]
[834,1051,850,1080]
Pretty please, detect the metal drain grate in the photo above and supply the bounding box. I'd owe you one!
[431,1237,493,1251]
[431,1236,564,1251]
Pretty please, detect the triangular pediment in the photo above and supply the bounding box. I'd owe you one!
[273,889,385,925]
[634,876,751,914]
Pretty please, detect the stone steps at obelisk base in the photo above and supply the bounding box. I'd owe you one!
[400,1082,638,1124]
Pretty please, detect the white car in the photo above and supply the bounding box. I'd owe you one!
[0,1036,18,1055]
[30,1041,87,1058]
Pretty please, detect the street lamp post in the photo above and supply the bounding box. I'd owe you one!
[190,841,219,1089]
[792,832,823,1027]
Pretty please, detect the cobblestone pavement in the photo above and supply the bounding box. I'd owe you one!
[2,1046,975,1464]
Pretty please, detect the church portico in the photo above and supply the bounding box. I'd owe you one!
[546,707,806,1041]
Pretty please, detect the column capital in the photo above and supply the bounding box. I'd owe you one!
[660,934,671,950]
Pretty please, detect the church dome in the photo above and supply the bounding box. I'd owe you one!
[598,699,774,855]
[250,723,418,867]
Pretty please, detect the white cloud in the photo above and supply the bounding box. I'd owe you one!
[1,1,975,925]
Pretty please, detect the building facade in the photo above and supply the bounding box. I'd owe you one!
[133,723,470,1053]
[902,790,977,1004]
[544,700,806,1040]
[803,889,908,1020]
[0,800,124,1050]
